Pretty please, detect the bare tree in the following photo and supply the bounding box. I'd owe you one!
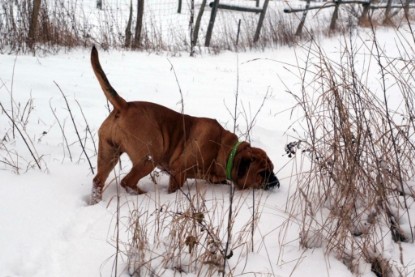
[125,0,133,47]
[27,0,41,49]
[329,0,341,31]
[133,0,144,49]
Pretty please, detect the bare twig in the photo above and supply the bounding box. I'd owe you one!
[76,100,97,155]
[49,98,73,162]
[0,102,41,170]
[54,81,94,174]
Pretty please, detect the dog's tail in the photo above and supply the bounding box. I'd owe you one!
[91,45,127,111]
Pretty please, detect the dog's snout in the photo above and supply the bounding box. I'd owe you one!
[264,173,280,190]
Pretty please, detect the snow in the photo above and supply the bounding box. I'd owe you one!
[2,3,415,277]
[0,47,338,276]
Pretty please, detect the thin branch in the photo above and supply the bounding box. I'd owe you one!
[54,81,94,174]
[49,98,73,162]
[0,102,41,170]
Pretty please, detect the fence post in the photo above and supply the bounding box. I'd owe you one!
[205,0,220,47]
[295,0,311,36]
[178,0,182,13]
[193,0,207,47]
[253,0,270,42]
[190,0,194,55]
[383,0,393,25]
[236,19,242,48]
[329,0,341,31]
[404,0,410,18]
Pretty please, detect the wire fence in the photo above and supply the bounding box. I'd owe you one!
[1,0,413,54]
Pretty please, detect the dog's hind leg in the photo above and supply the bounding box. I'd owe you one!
[91,140,121,204]
[121,160,155,194]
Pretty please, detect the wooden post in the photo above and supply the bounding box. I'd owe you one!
[192,0,207,47]
[205,0,220,47]
[404,0,410,18]
[236,19,242,48]
[329,0,341,31]
[383,0,393,25]
[190,0,194,55]
[178,0,182,13]
[28,0,41,49]
[253,0,270,43]
[133,0,144,49]
[213,3,262,13]
[295,0,311,36]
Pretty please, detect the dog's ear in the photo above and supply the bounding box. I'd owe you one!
[237,156,252,179]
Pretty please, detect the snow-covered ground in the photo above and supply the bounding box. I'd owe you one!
[1,1,415,276]
[0,46,298,276]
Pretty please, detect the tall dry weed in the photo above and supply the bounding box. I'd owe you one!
[284,27,415,276]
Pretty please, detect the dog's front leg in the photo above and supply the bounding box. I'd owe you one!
[91,177,104,205]
[168,172,186,193]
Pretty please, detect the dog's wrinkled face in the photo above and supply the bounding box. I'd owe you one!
[233,147,280,190]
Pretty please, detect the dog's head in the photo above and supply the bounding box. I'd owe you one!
[231,145,280,190]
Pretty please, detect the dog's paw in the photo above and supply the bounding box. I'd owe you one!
[90,187,103,205]
[167,185,180,194]
[125,186,145,195]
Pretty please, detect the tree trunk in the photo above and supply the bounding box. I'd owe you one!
[383,0,393,25]
[192,0,207,47]
[125,0,133,48]
[133,0,144,49]
[329,0,340,32]
[28,0,41,49]
[358,1,371,27]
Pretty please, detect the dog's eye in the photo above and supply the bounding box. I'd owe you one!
[258,170,268,178]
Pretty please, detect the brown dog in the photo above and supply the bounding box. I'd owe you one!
[90,46,279,204]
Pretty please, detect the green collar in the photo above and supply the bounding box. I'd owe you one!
[226,141,242,180]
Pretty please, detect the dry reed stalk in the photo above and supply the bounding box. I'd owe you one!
[285,28,415,276]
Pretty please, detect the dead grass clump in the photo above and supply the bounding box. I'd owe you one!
[0,60,45,172]
[285,28,415,276]
[0,0,88,54]
[123,180,269,276]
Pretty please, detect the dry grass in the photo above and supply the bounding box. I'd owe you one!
[1,0,402,55]
[2,2,415,276]
[283,25,415,276]
[116,180,272,276]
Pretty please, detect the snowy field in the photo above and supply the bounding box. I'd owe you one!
[2,1,415,277]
